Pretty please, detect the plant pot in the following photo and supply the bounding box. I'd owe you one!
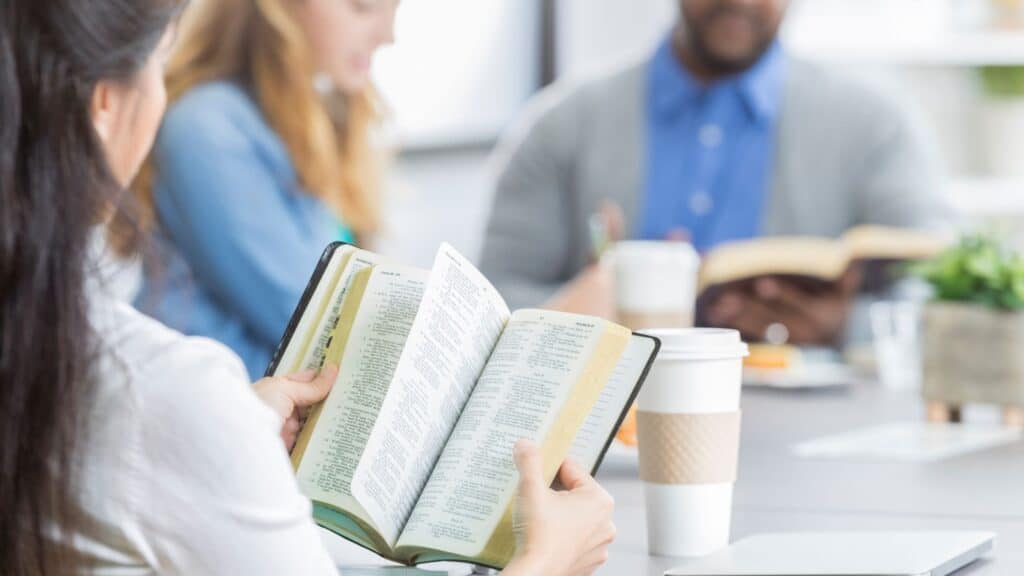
[922,302,1024,412]
[978,97,1024,179]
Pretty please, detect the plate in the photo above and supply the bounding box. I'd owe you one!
[744,362,859,389]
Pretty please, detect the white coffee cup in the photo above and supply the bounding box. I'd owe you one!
[612,241,700,331]
[636,328,748,557]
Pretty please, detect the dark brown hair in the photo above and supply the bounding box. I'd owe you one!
[0,1,182,573]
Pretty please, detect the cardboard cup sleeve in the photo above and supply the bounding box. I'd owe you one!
[637,411,741,485]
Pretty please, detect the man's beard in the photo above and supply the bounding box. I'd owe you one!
[685,4,775,76]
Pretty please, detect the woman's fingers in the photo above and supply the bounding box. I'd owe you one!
[570,544,612,576]
[578,511,616,548]
[285,367,319,382]
[557,457,590,491]
[569,525,616,571]
[282,415,302,450]
[508,439,616,575]
[287,363,338,407]
[514,439,545,499]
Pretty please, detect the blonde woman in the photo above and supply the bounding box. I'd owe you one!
[136,0,390,377]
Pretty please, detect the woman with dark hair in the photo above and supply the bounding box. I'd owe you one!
[0,1,615,575]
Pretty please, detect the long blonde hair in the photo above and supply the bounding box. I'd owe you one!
[125,0,382,248]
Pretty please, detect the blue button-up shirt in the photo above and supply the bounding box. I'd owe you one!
[638,38,785,252]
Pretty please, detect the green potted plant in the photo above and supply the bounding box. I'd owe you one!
[978,66,1024,179]
[915,233,1024,426]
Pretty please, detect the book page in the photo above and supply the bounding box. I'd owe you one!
[351,243,512,547]
[293,250,388,373]
[394,310,625,558]
[568,335,657,469]
[295,265,428,523]
[272,245,355,376]
[842,225,949,261]
[699,237,850,291]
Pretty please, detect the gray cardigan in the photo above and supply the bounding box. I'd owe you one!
[479,57,950,309]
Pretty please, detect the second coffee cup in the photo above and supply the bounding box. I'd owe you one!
[613,241,700,331]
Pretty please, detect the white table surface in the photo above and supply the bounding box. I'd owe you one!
[325,383,1024,575]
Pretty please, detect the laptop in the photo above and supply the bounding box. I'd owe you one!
[665,531,996,576]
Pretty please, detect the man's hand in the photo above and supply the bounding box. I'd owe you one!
[544,262,617,319]
[544,201,624,319]
[702,269,862,345]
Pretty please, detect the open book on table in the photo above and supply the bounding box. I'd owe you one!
[266,242,660,569]
[698,225,949,293]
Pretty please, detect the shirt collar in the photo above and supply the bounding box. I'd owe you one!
[649,36,785,125]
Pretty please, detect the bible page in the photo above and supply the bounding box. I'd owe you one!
[567,335,656,469]
[290,250,387,373]
[394,310,628,559]
[295,265,428,522]
[272,245,355,376]
[351,243,511,547]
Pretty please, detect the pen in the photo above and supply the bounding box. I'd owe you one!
[589,211,611,262]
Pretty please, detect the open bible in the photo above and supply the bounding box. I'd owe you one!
[698,225,948,292]
[267,242,659,569]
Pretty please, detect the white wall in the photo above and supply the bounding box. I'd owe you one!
[379,150,496,267]
[372,0,541,147]
[380,0,1024,266]
[783,0,1024,227]
[556,0,676,79]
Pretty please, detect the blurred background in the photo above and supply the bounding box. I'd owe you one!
[375,0,1024,266]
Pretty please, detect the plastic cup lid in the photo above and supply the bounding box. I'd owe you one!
[639,328,749,361]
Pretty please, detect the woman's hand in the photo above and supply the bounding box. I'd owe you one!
[504,440,616,576]
[253,364,338,451]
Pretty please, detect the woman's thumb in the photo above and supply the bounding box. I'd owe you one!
[288,363,338,406]
[514,439,544,495]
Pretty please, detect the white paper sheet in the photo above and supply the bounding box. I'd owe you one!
[792,422,1022,462]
